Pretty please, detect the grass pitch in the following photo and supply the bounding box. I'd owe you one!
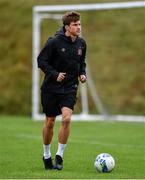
[0,116,145,179]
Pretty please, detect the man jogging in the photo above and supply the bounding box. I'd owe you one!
[37,11,87,170]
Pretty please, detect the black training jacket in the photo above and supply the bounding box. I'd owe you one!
[37,27,87,94]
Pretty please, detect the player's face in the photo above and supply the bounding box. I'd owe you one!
[68,21,81,36]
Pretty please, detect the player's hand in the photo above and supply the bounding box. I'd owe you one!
[79,75,86,83]
[57,72,66,82]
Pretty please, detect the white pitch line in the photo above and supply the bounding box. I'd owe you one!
[18,133,41,140]
[18,133,145,149]
[70,139,145,149]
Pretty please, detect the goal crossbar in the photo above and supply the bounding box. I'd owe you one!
[33,1,145,12]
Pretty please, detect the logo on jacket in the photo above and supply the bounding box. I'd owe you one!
[61,48,66,52]
[78,48,82,56]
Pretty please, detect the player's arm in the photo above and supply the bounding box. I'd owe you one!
[79,40,87,83]
[37,38,59,80]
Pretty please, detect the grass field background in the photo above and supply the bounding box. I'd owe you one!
[1,1,145,178]
[0,116,145,179]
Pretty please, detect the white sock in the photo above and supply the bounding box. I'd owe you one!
[43,144,51,159]
[56,143,66,158]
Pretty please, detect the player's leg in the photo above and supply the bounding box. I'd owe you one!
[54,93,76,170]
[43,116,56,157]
[54,107,72,170]
[41,92,61,169]
[58,107,72,144]
[43,116,56,145]
[42,116,56,170]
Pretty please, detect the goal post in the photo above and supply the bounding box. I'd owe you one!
[32,1,145,122]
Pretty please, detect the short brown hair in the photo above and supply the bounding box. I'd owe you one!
[62,11,80,26]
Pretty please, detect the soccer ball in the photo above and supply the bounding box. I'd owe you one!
[94,153,115,173]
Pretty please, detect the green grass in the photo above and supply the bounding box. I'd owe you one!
[0,116,145,179]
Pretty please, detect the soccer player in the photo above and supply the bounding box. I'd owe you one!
[37,11,87,170]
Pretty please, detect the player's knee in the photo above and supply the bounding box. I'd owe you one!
[45,117,55,129]
[62,114,71,122]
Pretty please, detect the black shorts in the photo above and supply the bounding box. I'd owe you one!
[41,92,77,117]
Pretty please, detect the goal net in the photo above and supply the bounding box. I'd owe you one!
[32,1,145,122]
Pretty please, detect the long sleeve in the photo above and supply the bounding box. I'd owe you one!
[79,40,87,76]
[37,38,58,80]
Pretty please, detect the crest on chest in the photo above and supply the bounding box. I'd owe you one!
[78,48,82,56]
[61,48,66,52]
